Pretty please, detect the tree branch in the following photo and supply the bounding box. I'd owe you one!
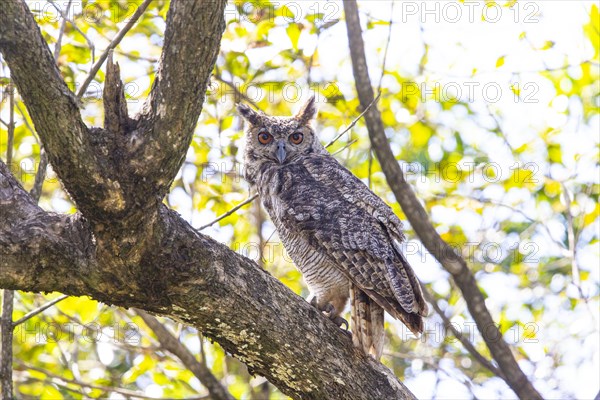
[325,93,381,149]
[342,2,542,399]
[136,0,227,199]
[198,194,258,231]
[12,295,69,328]
[0,0,124,217]
[0,162,94,295]
[47,0,95,66]
[0,160,416,400]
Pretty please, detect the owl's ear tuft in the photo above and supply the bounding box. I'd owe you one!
[295,95,317,125]
[237,103,262,126]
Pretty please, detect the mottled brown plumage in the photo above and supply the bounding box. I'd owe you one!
[238,97,427,359]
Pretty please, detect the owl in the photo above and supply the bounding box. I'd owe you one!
[237,97,428,359]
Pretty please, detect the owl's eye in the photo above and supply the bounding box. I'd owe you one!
[257,130,273,145]
[289,132,304,145]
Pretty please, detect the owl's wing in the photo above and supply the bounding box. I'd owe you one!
[301,154,406,243]
[276,156,427,331]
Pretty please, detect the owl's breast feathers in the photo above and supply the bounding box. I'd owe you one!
[254,153,428,333]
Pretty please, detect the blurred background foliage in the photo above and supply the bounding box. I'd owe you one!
[0,0,598,399]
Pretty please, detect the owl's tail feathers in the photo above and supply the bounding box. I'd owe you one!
[350,285,385,360]
[392,253,428,336]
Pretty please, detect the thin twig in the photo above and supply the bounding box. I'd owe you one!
[76,0,152,98]
[114,49,158,63]
[47,0,95,64]
[486,104,515,154]
[325,92,381,148]
[377,1,394,94]
[454,194,569,255]
[53,0,72,61]
[253,196,266,268]
[199,333,208,368]
[214,72,259,109]
[434,191,568,256]
[562,183,586,300]
[6,79,14,166]
[421,285,505,379]
[30,150,48,202]
[260,229,279,264]
[136,310,235,400]
[331,139,358,156]
[198,194,258,231]
[15,103,38,142]
[16,361,158,399]
[12,295,69,328]
[385,351,481,400]
[367,148,373,189]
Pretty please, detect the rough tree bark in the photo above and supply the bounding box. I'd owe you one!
[0,1,415,398]
[342,2,543,400]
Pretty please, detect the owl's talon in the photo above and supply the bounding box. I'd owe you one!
[332,316,349,331]
[308,300,349,333]
[322,303,335,318]
[341,328,352,339]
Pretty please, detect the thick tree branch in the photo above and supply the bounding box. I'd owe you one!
[135,0,226,199]
[0,162,94,295]
[0,0,123,217]
[136,310,235,400]
[0,161,415,400]
[342,2,542,399]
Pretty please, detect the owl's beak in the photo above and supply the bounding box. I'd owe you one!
[276,140,286,164]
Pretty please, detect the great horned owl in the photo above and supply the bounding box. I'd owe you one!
[238,97,427,359]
